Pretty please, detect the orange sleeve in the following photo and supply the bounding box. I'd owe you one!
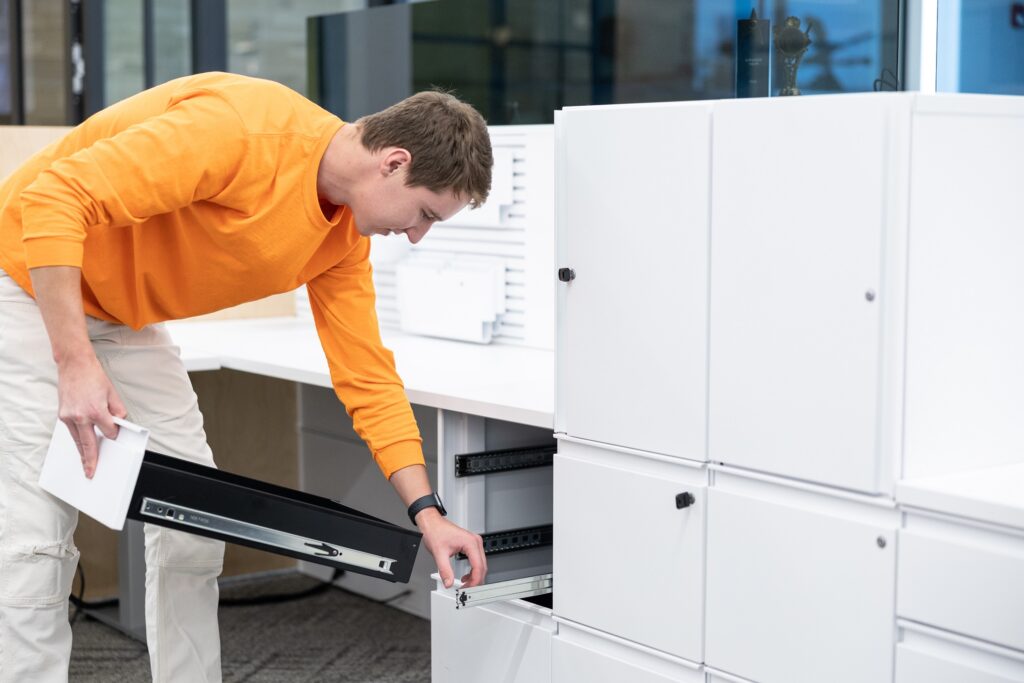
[306,241,425,479]
[18,90,247,269]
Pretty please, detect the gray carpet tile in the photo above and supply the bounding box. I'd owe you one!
[69,572,430,682]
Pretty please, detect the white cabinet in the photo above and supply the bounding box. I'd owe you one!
[707,95,905,494]
[553,438,706,661]
[896,622,1024,683]
[555,102,710,460]
[431,590,554,683]
[550,93,1024,683]
[704,472,898,683]
[553,622,704,683]
[898,512,1024,652]
[902,97,1024,480]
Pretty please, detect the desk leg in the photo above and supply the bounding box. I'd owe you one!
[82,520,147,642]
[117,520,147,640]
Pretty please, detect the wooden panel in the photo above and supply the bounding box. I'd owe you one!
[185,292,295,321]
[72,516,120,601]
[0,125,71,181]
[191,369,298,577]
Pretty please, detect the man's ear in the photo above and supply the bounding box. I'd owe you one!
[381,148,412,177]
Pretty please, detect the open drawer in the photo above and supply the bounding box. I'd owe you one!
[431,578,556,683]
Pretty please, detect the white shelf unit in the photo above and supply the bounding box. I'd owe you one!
[545,93,1024,683]
[426,93,1023,682]
[369,125,555,349]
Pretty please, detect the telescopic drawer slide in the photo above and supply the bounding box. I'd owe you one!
[127,451,422,583]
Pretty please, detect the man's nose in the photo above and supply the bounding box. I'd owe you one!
[406,221,433,244]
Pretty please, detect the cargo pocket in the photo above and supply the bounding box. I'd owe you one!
[0,542,79,607]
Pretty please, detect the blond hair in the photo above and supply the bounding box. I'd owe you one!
[357,91,492,208]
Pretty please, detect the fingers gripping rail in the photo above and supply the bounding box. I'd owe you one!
[454,573,553,610]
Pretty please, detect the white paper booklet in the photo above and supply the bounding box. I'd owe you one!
[38,417,150,530]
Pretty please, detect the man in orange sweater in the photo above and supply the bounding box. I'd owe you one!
[0,72,490,682]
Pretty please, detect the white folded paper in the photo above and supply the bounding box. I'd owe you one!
[38,417,150,530]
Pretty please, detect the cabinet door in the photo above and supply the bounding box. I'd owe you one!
[708,96,891,492]
[553,439,706,661]
[705,487,897,683]
[556,102,710,459]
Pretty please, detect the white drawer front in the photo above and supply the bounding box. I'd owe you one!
[553,440,706,661]
[898,525,1024,651]
[552,622,703,683]
[431,590,554,683]
[896,622,1024,683]
[896,644,1024,683]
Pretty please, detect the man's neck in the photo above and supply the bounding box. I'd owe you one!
[317,123,365,206]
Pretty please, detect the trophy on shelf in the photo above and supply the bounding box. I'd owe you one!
[774,16,813,96]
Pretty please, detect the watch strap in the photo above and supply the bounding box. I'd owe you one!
[407,492,447,526]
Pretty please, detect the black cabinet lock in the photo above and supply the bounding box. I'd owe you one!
[558,267,576,282]
[675,492,696,509]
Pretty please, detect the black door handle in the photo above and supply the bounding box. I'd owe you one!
[558,267,575,282]
[676,492,695,509]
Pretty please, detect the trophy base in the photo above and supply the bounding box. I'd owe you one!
[778,86,802,96]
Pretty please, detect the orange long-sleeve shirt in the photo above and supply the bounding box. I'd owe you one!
[0,72,422,478]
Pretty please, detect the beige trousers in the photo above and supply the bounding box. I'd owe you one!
[0,270,224,682]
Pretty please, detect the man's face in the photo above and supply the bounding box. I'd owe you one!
[351,168,467,245]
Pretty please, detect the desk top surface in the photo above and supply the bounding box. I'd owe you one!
[897,462,1024,532]
[165,317,554,429]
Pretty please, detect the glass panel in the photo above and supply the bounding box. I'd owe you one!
[22,0,67,125]
[937,0,1024,95]
[105,0,145,105]
[402,0,904,124]
[0,1,11,123]
[153,0,191,85]
[227,0,367,96]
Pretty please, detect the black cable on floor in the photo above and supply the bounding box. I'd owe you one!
[219,570,416,608]
[69,564,117,626]
[70,564,415,613]
[219,568,344,606]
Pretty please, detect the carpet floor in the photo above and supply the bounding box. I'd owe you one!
[68,572,431,682]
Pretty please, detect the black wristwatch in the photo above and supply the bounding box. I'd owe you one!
[407,492,447,526]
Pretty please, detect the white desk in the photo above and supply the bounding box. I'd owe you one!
[106,316,554,640]
[166,317,554,428]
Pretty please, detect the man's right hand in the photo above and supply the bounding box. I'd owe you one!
[29,265,128,480]
[57,353,127,478]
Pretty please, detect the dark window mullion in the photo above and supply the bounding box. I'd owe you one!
[190,0,226,74]
[7,0,23,124]
[143,0,154,87]
[80,0,104,116]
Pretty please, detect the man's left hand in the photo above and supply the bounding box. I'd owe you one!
[416,509,487,589]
